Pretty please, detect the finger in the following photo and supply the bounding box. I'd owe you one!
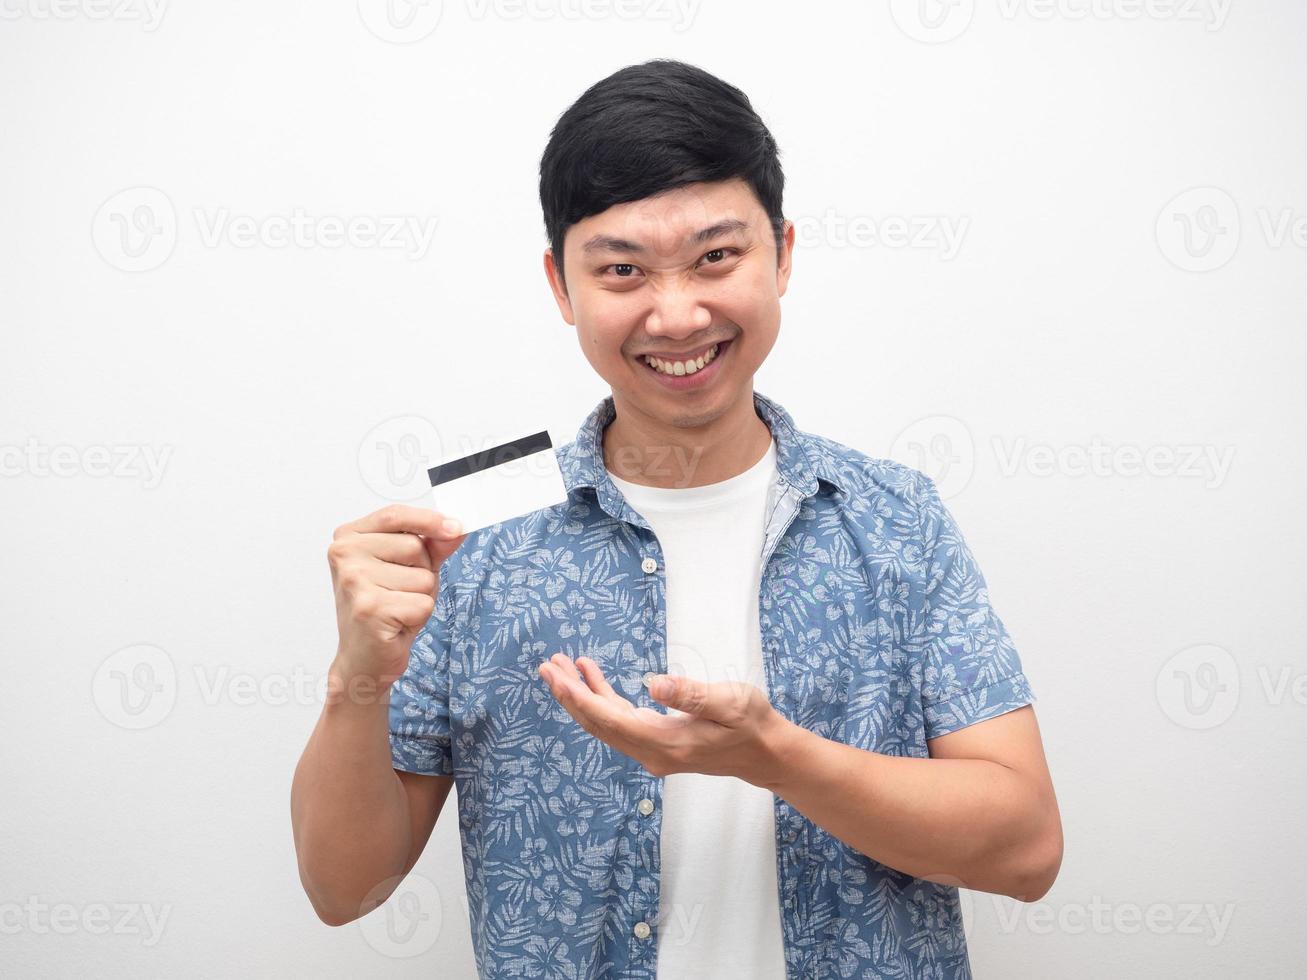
[365,557,438,595]
[543,664,691,747]
[646,673,716,721]
[542,657,587,698]
[538,661,573,693]
[564,693,634,747]
[549,653,586,688]
[420,529,468,570]
[379,590,437,630]
[350,532,433,568]
[546,663,632,735]
[546,657,641,723]
[541,664,591,721]
[349,504,466,540]
[576,657,619,699]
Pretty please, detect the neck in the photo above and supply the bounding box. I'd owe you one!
[602,387,773,489]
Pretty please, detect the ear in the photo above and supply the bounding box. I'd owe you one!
[543,247,576,326]
[775,218,796,299]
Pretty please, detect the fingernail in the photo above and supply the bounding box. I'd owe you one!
[442,518,462,534]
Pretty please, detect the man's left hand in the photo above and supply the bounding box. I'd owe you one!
[537,653,790,786]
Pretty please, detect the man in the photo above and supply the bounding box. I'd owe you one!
[291,58,1062,979]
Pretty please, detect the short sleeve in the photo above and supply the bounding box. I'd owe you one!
[388,564,457,777]
[910,472,1035,740]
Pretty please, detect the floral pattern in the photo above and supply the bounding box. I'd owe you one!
[390,391,1035,979]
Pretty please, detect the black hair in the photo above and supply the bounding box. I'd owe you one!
[538,58,786,286]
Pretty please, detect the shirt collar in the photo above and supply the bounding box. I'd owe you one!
[557,389,847,523]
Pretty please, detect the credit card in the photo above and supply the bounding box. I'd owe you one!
[427,429,569,534]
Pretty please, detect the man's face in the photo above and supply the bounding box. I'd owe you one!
[544,177,795,430]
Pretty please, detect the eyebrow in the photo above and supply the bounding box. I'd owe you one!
[580,218,751,255]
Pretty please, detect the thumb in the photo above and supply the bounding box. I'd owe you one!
[424,530,468,571]
[645,673,709,718]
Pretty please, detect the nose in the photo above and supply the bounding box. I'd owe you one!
[645,279,712,339]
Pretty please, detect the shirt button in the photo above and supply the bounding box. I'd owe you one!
[633,920,651,939]
[637,798,655,816]
[641,556,657,573]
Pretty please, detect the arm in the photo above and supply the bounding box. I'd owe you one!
[538,659,1061,901]
[757,704,1063,901]
[290,504,466,926]
[537,472,1061,899]
[290,661,455,926]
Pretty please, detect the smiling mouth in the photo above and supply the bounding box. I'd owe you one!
[639,339,731,377]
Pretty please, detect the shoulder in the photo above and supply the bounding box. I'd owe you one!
[797,428,936,516]
[797,429,964,583]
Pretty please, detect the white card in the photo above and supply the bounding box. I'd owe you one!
[427,428,569,535]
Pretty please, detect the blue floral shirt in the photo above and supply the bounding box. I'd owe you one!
[389,390,1036,979]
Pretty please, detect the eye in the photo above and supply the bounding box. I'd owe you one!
[599,262,642,279]
[699,247,738,266]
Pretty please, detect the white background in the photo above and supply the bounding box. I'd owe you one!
[2,1,1304,976]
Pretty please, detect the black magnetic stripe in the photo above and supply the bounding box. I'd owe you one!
[427,430,554,487]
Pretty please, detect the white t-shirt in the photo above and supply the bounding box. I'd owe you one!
[607,437,788,980]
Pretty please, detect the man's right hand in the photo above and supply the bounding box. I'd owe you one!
[327,504,468,689]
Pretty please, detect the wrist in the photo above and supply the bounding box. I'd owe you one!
[326,651,395,710]
[749,710,809,794]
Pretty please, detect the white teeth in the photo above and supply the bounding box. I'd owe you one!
[645,343,720,376]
